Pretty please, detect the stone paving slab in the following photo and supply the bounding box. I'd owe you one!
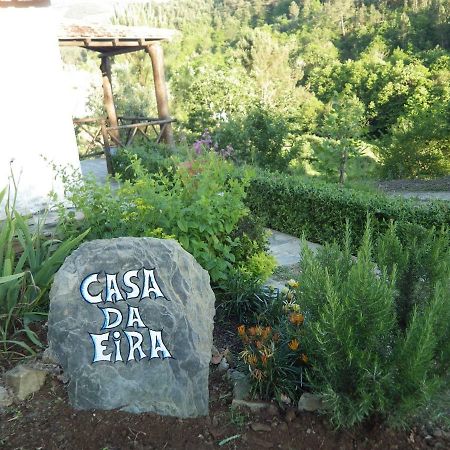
[267,229,322,290]
[267,229,320,267]
[79,158,109,184]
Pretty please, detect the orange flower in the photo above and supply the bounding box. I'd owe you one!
[288,339,300,351]
[300,353,309,364]
[237,325,246,336]
[255,340,263,349]
[248,326,257,336]
[252,368,264,381]
[289,313,304,326]
[261,326,271,340]
[260,353,268,366]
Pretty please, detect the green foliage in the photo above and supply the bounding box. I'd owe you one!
[59,152,257,282]
[245,169,450,247]
[376,223,450,332]
[171,63,257,136]
[239,251,276,283]
[112,144,275,280]
[228,406,249,428]
[65,0,450,180]
[319,91,367,183]
[229,214,268,263]
[112,144,176,181]
[297,221,449,428]
[215,274,274,323]
[0,187,88,355]
[379,86,450,178]
[236,282,308,402]
[215,107,292,170]
[229,215,276,282]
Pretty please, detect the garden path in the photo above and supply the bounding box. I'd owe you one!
[388,191,450,201]
[266,230,320,290]
[268,229,320,266]
[79,157,109,183]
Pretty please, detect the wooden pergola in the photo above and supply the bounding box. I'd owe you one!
[58,22,177,173]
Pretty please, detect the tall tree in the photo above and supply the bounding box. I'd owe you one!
[321,92,367,183]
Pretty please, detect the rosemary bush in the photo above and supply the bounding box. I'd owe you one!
[299,221,449,428]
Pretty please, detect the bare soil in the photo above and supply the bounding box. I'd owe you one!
[1,370,439,450]
[0,324,446,450]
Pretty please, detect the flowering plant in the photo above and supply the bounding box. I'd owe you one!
[237,280,309,402]
[193,130,234,159]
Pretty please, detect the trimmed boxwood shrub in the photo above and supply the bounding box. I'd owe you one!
[245,170,450,246]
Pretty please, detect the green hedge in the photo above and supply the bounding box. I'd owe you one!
[245,170,450,245]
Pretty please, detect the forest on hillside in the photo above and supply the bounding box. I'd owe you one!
[64,0,450,182]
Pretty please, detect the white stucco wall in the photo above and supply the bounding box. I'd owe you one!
[0,4,81,218]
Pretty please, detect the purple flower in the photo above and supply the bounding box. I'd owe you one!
[193,141,203,154]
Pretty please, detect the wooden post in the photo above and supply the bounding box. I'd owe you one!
[101,119,114,176]
[146,44,174,146]
[100,56,119,174]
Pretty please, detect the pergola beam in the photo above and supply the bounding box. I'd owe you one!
[96,47,144,58]
[59,39,162,48]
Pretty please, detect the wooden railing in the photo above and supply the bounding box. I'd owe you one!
[73,116,176,174]
[107,116,175,148]
[73,117,106,158]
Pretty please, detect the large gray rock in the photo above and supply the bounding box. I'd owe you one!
[48,237,215,417]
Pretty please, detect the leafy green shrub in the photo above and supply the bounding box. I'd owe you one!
[104,145,275,283]
[239,251,276,282]
[0,187,88,355]
[112,144,175,181]
[230,214,270,264]
[58,153,260,282]
[245,169,450,247]
[379,89,450,179]
[215,274,274,323]
[376,222,450,330]
[297,222,449,428]
[215,107,292,171]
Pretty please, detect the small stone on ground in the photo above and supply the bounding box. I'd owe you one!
[0,385,13,407]
[251,422,272,432]
[298,393,323,412]
[5,365,47,401]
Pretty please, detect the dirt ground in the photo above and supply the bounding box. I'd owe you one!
[1,322,445,450]
[1,368,442,450]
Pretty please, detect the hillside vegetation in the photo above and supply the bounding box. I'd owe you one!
[65,0,450,181]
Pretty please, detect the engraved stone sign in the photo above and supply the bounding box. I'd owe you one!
[48,237,215,417]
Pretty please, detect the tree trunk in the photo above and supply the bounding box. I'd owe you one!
[339,148,348,184]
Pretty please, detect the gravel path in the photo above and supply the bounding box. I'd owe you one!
[387,191,450,201]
